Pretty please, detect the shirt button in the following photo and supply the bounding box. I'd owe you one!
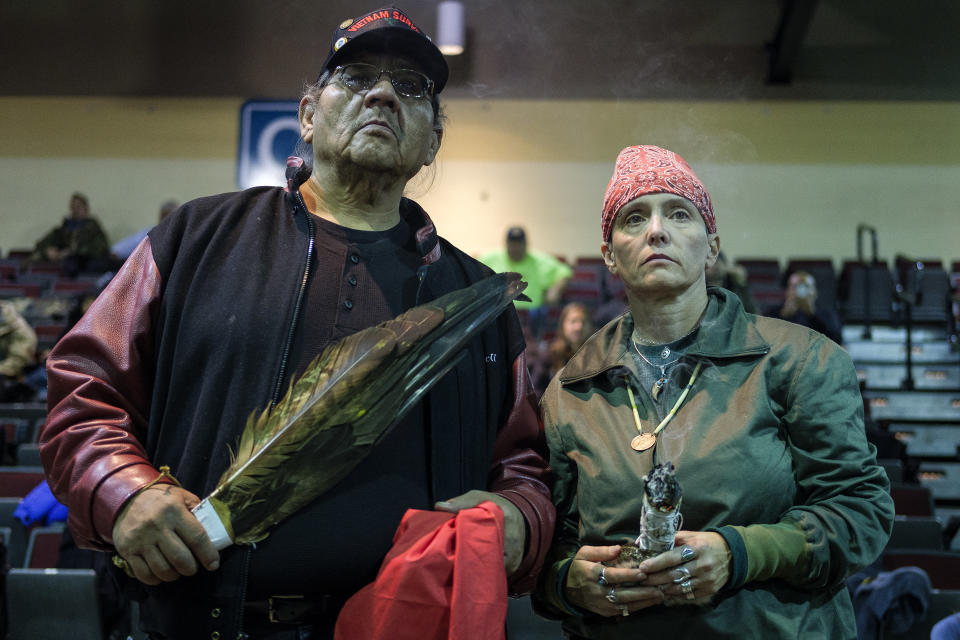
[350,254,360,264]
[210,608,221,618]
[348,275,357,286]
[344,299,353,310]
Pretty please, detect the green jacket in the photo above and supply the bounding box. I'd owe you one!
[534,287,893,639]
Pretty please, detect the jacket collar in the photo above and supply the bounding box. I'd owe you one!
[560,287,770,385]
[286,158,443,266]
[398,198,442,265]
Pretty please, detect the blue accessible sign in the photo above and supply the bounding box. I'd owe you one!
[237,100,301,189]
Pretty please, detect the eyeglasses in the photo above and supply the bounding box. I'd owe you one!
[331,63,434,99]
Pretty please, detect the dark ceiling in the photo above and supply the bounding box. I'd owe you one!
[2,0,958,101]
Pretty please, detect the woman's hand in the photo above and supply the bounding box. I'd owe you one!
[638,531,732,606]
[565,545,665,617]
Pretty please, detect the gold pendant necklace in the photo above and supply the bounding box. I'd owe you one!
[625,362,702,452]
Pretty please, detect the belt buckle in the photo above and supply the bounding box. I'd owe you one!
[268,595,305,624]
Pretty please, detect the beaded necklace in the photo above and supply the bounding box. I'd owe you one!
[625,362,702,451]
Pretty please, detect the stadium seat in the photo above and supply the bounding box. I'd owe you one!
[887,516,944,551]
[736,258,781,284]
[0,466,46,498]
[879,458,904,483]
[0,259,20,281]
[15,442,41,466]
[0,497,29,568]
[890,483,936,517]
[840,260,895,324]
[5,568,104,640]
[24,523,65,568]
[882,550,960,589]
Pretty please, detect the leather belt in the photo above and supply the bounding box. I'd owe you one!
[243,594,347,625]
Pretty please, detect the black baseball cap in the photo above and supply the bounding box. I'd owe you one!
[320,6,449,93]
[506,227,527,242]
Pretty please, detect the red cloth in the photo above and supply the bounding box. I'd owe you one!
[601,145,716,242]
[335,502,508,640]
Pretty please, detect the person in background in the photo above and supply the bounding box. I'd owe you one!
[533,144,892,639]
[111,200,179,261]
[480,226,573,337]
[0,300,37,402]
[548,302,594,379]
[765,270,842,345]
[40,7,553,640]
[705,251,755,313]
[32,192,111,276]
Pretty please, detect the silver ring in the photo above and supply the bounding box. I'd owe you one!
[598,566,608,586]
[606,587,618,604]
[680,546,696,562]
[680,579,694,594]
[619,605,630,616]
[673,566,692,583]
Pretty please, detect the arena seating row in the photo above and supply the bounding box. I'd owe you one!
[1,255,101,301]
[737,256,960,327]
[822,242,960,638]
[548,254,959,340]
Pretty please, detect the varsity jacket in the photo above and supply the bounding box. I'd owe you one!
[41,184,554,640]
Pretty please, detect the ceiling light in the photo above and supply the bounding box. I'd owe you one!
[437,1,465,56]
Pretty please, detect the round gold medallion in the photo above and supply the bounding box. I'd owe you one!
[630,433,656,451]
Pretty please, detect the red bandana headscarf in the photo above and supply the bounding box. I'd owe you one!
[601,145,716,243]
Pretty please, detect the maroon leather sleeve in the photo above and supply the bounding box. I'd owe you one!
[490,351,556,596]
[40,238,172,550]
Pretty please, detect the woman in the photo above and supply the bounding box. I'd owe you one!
[533,145,893,639]
[548,302,594,377]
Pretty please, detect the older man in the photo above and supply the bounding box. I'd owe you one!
[41,7,553,639]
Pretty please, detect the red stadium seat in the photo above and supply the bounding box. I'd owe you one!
[24,523,65,568]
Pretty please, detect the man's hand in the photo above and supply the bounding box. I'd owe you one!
[435,489,525,575]
[112,484,220,585]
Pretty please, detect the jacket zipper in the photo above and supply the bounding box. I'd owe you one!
[235,193,314,635]
[415,264,430,304]
[269,193,315,406]
[233,547,252,639]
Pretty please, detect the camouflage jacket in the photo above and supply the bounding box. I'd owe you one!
[0,301,37,378]
[34,216,110,259]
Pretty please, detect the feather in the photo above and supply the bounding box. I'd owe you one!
[192,272,526,548]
